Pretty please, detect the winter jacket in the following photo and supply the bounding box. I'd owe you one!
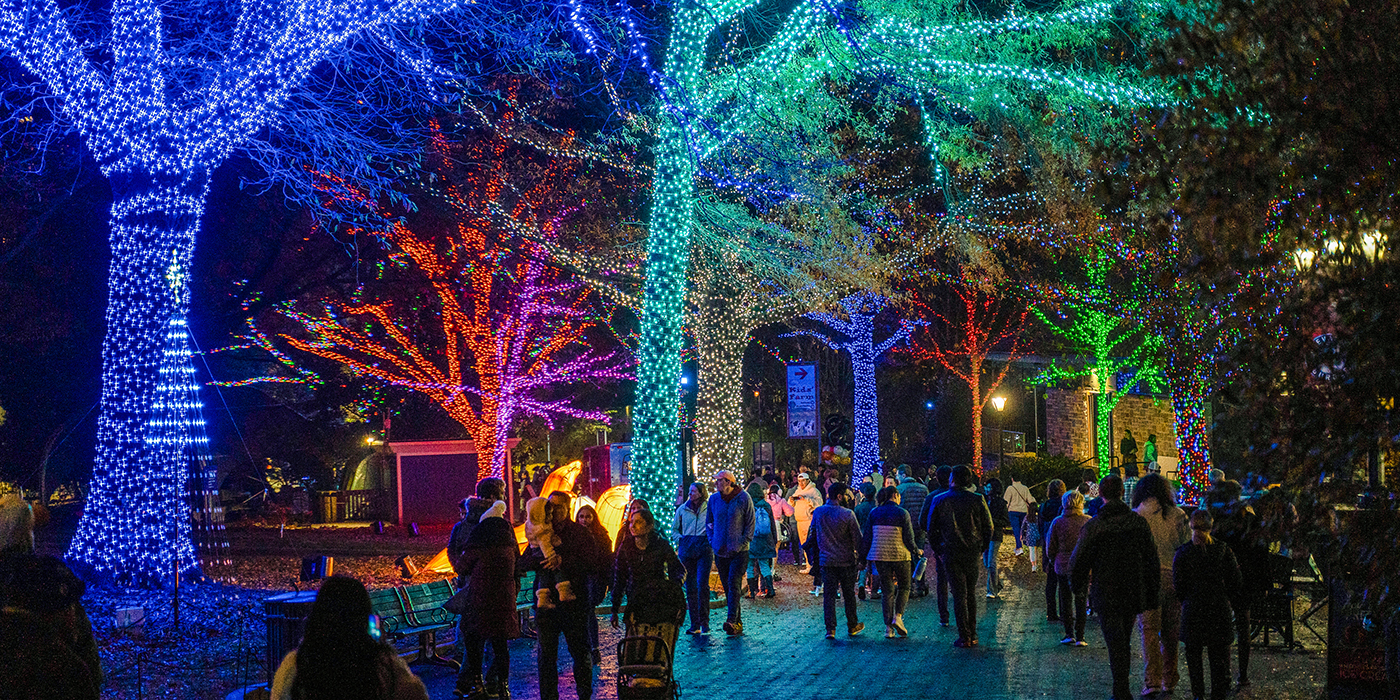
[1134,497,1190,580]
[1046,512,1091,577]
[453,516,521,639]
[706,488,755,556]
[896,479,930,541]
[1208,500,1271,598]
[747,484,780,559]
[986,493,1010,544]
[674,499,711,560]
[926,488,994,561]
[789,482,823,540]
[807,503,863,567]
[612,534,687,625]
[520,518,600,609]
[1004,481,1036,515]
[447,497,497,579]
[919,487,946,540]
[1038,498,1063,543]
[863,503,917,562]
[1173,540,1241,645]
[1069,499,1161,616]
[271,649,428,700]
[766,493,794,519]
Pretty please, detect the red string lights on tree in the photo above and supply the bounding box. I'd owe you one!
[252,128,632,480]
[907,276,1029,474]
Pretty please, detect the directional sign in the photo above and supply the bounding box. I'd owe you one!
[786,363,819,438]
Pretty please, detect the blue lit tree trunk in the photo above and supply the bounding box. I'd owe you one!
[788,293,915,480]
[0,0,471,583]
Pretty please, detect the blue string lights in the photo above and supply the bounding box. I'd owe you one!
[0,0,467,583]
[786,293,918,480]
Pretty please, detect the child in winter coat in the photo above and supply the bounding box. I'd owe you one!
[524,497,576,608]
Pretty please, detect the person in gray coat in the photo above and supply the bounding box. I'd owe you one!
[807,483,865,639]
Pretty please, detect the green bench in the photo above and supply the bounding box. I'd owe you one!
[369,579,460,668]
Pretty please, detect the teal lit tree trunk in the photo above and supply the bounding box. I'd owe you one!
[631,121,698,535]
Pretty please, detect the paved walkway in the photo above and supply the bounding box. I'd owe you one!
[418,548,1326,700]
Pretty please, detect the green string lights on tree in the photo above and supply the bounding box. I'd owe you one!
[1032,248,1167,475]
[625,0,1167,520]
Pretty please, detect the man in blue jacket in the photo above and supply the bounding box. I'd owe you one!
[707,470,755,635]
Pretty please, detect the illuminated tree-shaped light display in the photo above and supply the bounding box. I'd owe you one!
[0,0,476,582]
[909,278,1029,473]
[786,293,918,479]
[1032,249,1167,475]
[614,0,1165,513]
[252,139,632,480]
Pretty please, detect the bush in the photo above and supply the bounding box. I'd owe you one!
[994,454,1089,501]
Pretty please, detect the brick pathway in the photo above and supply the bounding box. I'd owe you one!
[418,546,1326,700]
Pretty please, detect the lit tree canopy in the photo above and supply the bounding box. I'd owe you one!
[0,0,554,583]
[248,130,633,480]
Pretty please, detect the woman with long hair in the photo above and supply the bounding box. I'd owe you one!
[611,508,687,652]
[674,482,712,634]
[1132,472,1190,697]
[271,576,428,700]
[576,504,613,665]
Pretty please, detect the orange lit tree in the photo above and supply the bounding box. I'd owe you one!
[908,276,1029,472]
[250,130,632,479]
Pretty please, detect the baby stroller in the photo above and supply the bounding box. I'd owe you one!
[616,635,679,700]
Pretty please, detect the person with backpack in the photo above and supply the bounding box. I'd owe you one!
[746,482,780,598]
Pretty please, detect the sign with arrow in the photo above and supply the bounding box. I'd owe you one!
[786,363,819,438]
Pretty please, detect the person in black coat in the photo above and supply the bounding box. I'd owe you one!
[926,465,994,647]
[611,509,687,652]
[1070,475,1161,700]
[1173,509,1242,700]
[1040,479,1067,621]
[1205,480,1268,690]
[521,492,601,700]
[452,502,519,699]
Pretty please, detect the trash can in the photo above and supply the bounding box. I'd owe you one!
[264,590,318,683]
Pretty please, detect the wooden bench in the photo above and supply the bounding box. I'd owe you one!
[370,580,460,669]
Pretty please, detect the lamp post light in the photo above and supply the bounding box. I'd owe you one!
[991,396,1007,472]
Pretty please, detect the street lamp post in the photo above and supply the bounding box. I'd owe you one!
[991,396,1007,472]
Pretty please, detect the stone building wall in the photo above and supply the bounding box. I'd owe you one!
[1044,383,1179,468]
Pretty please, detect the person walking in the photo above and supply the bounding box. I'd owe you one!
[612,509,687,654]
[896,472,930,596]
[576,504,613,665]
[807,483,865,639]
[447,477,507,693]
[449,501,519,699]
[1206,480,1268,691]
[788,472,823,574]
[674,482,713,634]
[864,486,919,638]
[523,494,601,700]
[1132,474,1191,698]
[746,482,780,598]
[1070,475,1161,700]
[920,465,955,626]
[854,481,879,600]
[1120,430,1139,478]
[766,482,794,572]
[270,576,429,700]
[1040,479,1067,622]
[1048,489,1091,646]
[927,465,994,648]
[1174,509,1242,700]
[983,478,1010,599]
[707,470,755,636]
[1003,472,1036,557]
